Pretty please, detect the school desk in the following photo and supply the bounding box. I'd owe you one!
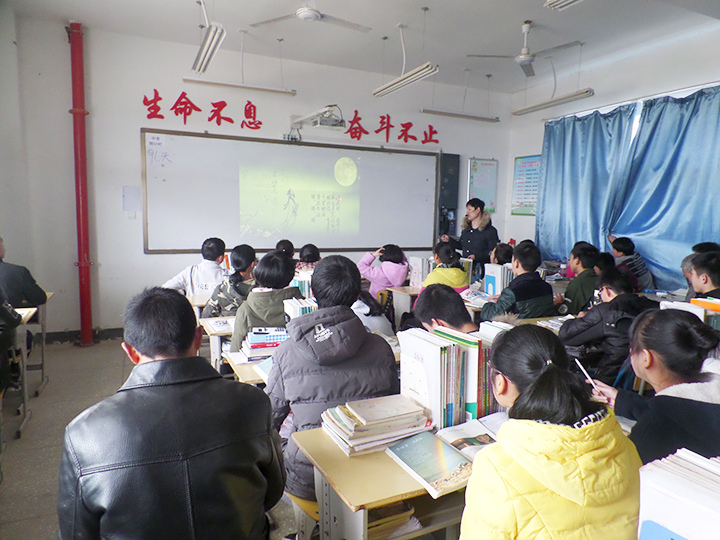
[187,293,211,319]
[198,316,234,370]
[222,352,265,385]
[387,286,422,325]
[24,291,53,396]
[11,307,37,438]
[293,427,464,540]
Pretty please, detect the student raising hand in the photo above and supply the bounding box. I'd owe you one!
[591,379,618,408]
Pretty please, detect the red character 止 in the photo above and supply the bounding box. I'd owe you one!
[208,101,234,126]
[345,110,369,141]
[240,101,262,129]
[398,122,417,143]
[421,124,439,144]
[170,92,201,125]
[142,89,164,119]
[374,114,394,143]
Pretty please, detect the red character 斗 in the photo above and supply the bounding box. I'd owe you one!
[374,114,394,143]
[142,89,164,119]
[345,110,369,141]
[170,92,201,124]
[241,101,262,129]
[208,101,234,125]
[421,124,439,144]
[398,122,417,143]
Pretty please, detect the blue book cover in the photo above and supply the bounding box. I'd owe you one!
[639,521,688,540]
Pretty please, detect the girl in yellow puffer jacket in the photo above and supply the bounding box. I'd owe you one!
[460,325,641,540]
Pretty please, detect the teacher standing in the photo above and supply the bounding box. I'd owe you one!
[441,198,499,280]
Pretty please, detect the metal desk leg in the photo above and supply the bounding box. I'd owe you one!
[30,303,49,396]
[14,325,32,438]
[209,335,222,371]
[315,468,367,540]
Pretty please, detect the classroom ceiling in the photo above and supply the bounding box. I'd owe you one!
[9,0,720,94]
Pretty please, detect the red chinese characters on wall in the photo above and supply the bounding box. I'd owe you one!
[374,114,394,144]
[208,101,234,125]
[143,89,164,119]
[170,92,201,125]
[240,101,262,130]
[344,110,369,141]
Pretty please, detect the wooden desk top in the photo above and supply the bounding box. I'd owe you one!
[187,293,212,307]
[16,307,38,325]
[387,286,422,297]
[223,353,265,385]
[199,317,234,336]
[293,428,426,512]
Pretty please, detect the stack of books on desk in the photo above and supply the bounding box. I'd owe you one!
[638,448,720,539]
[291,272,313,298]
[367,501,420,540]
[322,394,432,457]
[238,327,289,361]
[283,297,318,319]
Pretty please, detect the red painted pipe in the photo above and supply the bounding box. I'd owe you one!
[68,22,94,346]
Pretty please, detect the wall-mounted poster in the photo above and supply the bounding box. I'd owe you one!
[511,155,541,216]
[468,158,498,213]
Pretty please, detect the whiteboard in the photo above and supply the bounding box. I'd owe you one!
[141,129,439,253]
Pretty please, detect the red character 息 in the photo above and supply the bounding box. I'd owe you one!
[208,101,234,126]
[142,89,164,119]
[421,124,439,144]
[398,122,417,143]
[345,110,369,141]
[374,114,394,143]
[170,92,201,125]
[240,101,262,129]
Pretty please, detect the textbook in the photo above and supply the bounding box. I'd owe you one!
[483,263,512,296]
[690,297,720,313]
[324,405,430,439]
[397,329,465,428]
[460,288,492,308]
[432,326,484,420]
[472,321,513,344]
[536,314,575,332]
[291,272,313,298]
[346,394,425,425]
[283,297,318,319]
[385,431,473,499]
[322,418,432,457]
[241,339,277,359]
[204,317,235,333]
[247,327,289,345]
[252,357,273,384]
[638,448,720,539]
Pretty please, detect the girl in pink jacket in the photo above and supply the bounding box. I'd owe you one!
[357,244,409,300]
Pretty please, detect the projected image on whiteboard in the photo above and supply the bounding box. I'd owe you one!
[238,156,360,238]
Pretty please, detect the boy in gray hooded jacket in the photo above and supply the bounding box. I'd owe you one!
[266,255,399,501]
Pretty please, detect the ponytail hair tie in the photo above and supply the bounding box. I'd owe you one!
[546,359,552,366]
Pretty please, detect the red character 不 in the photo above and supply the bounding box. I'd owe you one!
[398,122,417,143]
[208,101,234,126]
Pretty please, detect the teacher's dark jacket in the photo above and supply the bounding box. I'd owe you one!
[58,356,285,540]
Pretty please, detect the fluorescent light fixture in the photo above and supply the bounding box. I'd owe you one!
[544,0,588,10]
[372,62,439,98]
[183,77,297,96]
[191,22,227,74]
[512,88,595,116]
[420,108,500,123]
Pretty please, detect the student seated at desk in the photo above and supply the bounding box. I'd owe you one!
[162,237,228,295]
[0,236,47,308]
[610,236,654,292]
[490,243,513,265]
[266,255,399,501]
[414,284,478,333]
[230,251,303,352]
[357,244,409,300]
[480,243,554,321]
[460,325,641,540]
[352,290,394,335]
[559,269,658,385]
[202,244,256,318]
[296,243,321,272]
[553,241,599,315]
[420,241,469,294]
[690,251,720,299]
[593,309,720,464]
[0,288,22,391]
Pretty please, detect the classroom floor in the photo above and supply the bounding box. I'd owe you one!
[0,339,296,540]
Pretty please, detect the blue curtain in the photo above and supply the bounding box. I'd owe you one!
[536,104,638,262]
[610,87,720,290]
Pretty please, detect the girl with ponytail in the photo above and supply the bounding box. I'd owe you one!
[460,324,641,540]
[593,308,720,464]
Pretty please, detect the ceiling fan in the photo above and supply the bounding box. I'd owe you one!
[250,5,371,33]
[467,20,581,77]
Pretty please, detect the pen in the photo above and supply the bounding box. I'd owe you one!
[574,357,601,394]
